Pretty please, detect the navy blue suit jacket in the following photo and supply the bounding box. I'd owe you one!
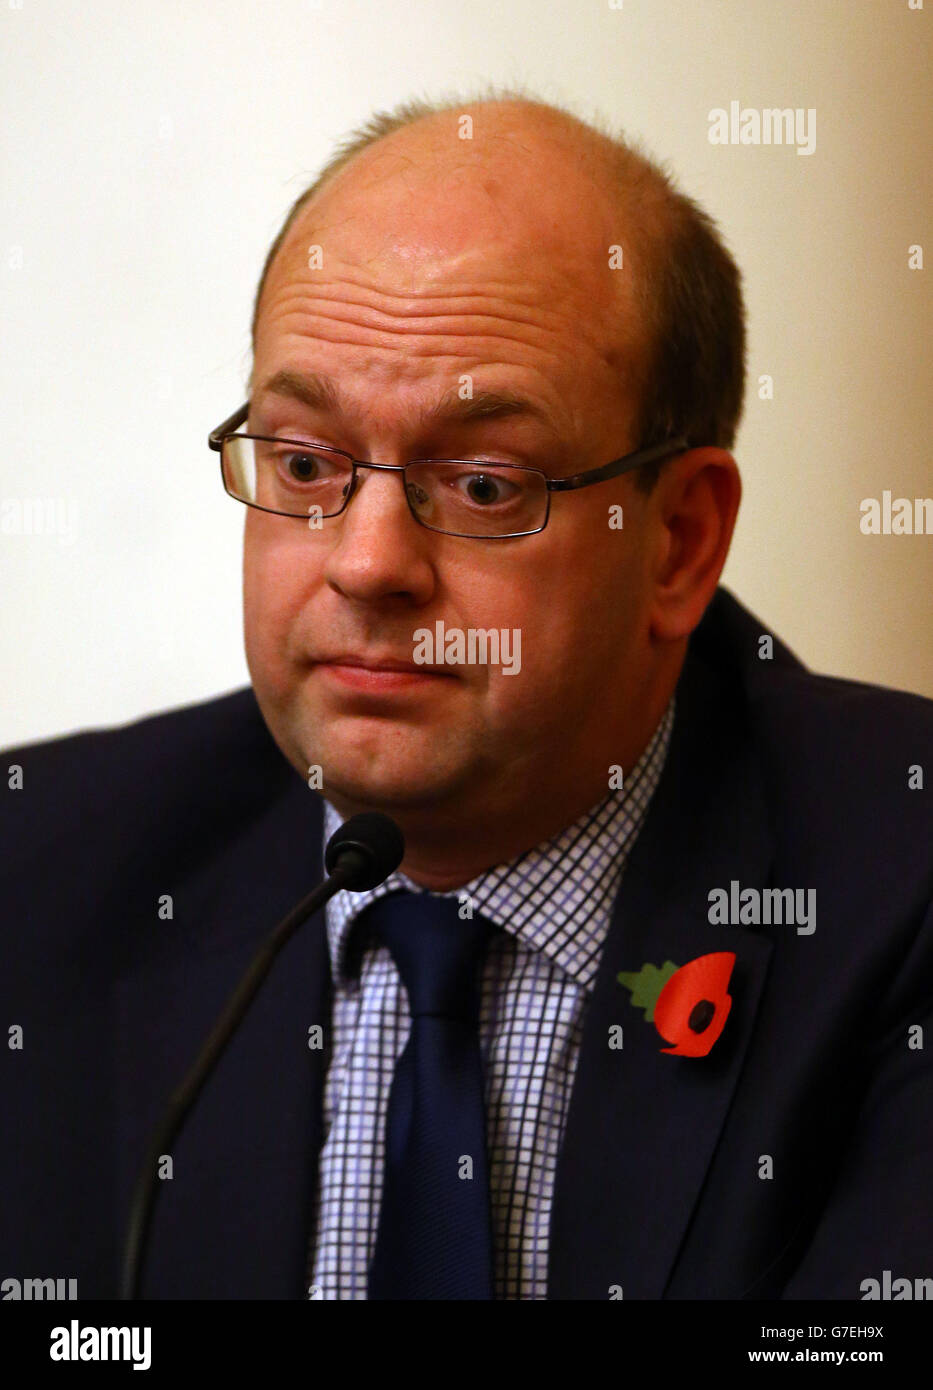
[2,588,932,1299]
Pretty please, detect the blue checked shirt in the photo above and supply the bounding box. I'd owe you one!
[308,698,674,1299]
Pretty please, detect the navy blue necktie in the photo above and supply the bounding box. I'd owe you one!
[361,890,495,1300]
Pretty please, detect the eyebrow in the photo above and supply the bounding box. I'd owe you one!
[254,368,559,434]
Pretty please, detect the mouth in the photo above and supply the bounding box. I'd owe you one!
[313,654,458,693]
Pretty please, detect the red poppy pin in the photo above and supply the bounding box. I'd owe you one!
[616,952,736,1056]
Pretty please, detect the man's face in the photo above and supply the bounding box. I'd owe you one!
[244,118,663,832]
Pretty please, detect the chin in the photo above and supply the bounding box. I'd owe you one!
[269,701,475,811]
[319,739,476,815]
[321,766,451,816]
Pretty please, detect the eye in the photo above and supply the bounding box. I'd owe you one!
[452,469,522,506]
[273,447,345,485]
[283,451,321,482]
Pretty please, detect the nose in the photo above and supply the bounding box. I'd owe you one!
[323,463,437,606]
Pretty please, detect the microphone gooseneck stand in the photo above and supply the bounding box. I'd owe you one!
[120,811,405,1300]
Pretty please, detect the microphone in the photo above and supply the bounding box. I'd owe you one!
[324,811,405,889]
[120,810,405,1301]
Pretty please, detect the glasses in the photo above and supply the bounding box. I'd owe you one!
[208,402,690,540]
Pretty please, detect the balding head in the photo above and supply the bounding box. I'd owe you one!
[254,95,637,321]
[250,89,745,466]
[254,97,652,447]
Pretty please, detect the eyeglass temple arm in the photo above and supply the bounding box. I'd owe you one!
[547,436,690,492]
[208,402,250,450]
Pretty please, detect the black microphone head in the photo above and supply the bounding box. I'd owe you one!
[324,812,405,890]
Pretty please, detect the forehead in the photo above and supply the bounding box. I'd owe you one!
[253,255,634,446]
[251,117,652,442]
[268,115,639,318]
[261,200,639,404]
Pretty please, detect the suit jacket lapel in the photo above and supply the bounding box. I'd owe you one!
[116,771,331,1299]
[548,644,775,1299]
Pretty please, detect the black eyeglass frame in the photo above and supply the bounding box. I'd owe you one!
[208,402,691,539]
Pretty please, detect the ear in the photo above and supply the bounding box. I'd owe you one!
[647,449,741,642]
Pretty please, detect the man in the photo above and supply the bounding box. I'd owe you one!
[2,90,932,1302]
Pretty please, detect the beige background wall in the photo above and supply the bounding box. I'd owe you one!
[2,0,931,745]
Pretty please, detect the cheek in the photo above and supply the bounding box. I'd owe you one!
[243,521,313,693]
[522,510,643,640]
[498,524,645,706]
